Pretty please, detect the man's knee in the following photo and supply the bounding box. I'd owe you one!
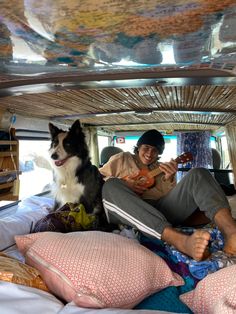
[187,167,211,180]
[102,177,122,196]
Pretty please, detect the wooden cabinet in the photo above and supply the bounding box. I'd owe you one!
[0,129,20,201]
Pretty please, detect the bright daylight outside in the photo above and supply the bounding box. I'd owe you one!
[19,140,53,200]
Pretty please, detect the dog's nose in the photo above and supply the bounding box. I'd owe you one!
[51,152,58,160]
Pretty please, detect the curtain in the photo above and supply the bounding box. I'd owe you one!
[177,131,212,179]
[225,124,236,187]
[84,126,99,167]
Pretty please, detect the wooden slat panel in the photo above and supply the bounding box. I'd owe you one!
[0,85,236,131]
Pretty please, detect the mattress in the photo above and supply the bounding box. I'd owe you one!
[1,195,236,314]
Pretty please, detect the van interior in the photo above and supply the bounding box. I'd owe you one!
[0,1,236,313]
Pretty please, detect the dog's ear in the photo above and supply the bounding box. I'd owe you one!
[70,120,82,135]
[49,122,61,138]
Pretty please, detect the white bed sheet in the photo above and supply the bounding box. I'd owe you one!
[0,196,180,314]
[0,281,64,314]
[0,282,177,314]
[0,196,53,251]
[59,303,176,314]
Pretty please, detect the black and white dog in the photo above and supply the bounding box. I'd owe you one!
[48,120,104,215]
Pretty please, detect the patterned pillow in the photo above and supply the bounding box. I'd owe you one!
[15,231,184,309]
[180,264,236,313]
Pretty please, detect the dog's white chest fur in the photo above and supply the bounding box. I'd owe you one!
[53,157,85,206]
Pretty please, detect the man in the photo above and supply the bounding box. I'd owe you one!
[99,129,236,261]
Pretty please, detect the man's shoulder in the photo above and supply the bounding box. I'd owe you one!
[113,151,132,157]
[107,150,128,162]
[109,151,135,164]
[121,151,135,159]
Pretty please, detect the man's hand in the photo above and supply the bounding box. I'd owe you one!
[159,159,178,181]
[122,173,147,195]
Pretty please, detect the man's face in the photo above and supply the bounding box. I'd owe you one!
[138,144,159,165]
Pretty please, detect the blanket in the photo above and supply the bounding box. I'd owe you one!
[33,203,99,233]
[136,226,236,313]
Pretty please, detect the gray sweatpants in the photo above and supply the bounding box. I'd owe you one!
[102,168,231,239]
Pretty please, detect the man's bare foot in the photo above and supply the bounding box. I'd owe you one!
[213,208,236,256]
[182,230,211,261]
[224,233,236,255]
[162,227,211,261]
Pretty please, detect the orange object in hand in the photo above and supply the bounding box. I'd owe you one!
[123,152,193,188]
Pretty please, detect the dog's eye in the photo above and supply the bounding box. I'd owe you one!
[52,139,59,147]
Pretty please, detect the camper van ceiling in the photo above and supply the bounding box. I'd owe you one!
[0,1,236,132]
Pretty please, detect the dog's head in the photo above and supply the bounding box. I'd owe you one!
[49,120,89,167]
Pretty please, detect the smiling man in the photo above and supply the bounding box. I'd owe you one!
[99,129,236,261]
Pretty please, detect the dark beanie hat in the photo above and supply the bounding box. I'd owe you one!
[137,129,165,154]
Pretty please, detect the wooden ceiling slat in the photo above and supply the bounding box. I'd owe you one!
[62,90,101,112]
[170,87,176,107]
[201,85,215,108]
[193,86,204,108]
[138,88,153,109]
[155,86,167,107]
[173,86,180,107]
[124,88,146,110]
[149,86,163,108]
[184,86,190,108]
[138,88,157,109]
[188,86,196,108]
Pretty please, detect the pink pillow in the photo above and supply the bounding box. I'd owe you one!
[180,265,236,313]
[15,231,183,309]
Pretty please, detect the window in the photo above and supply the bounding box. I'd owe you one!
[114,134,178,161]
[98,135,109,164]
[114,135,138,154]
[221,135,231,169]
[114,133,218,164]
[19,139,53,199]
[159,135,177,161]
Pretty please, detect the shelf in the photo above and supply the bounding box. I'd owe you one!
[0,193,18,201]
[0,128,19,202]
[0,170,21,177]
[0,151,17,157]
[0,140,18,145]
[0,182,14,189]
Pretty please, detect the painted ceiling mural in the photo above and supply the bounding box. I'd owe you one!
[0,0,236,77]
